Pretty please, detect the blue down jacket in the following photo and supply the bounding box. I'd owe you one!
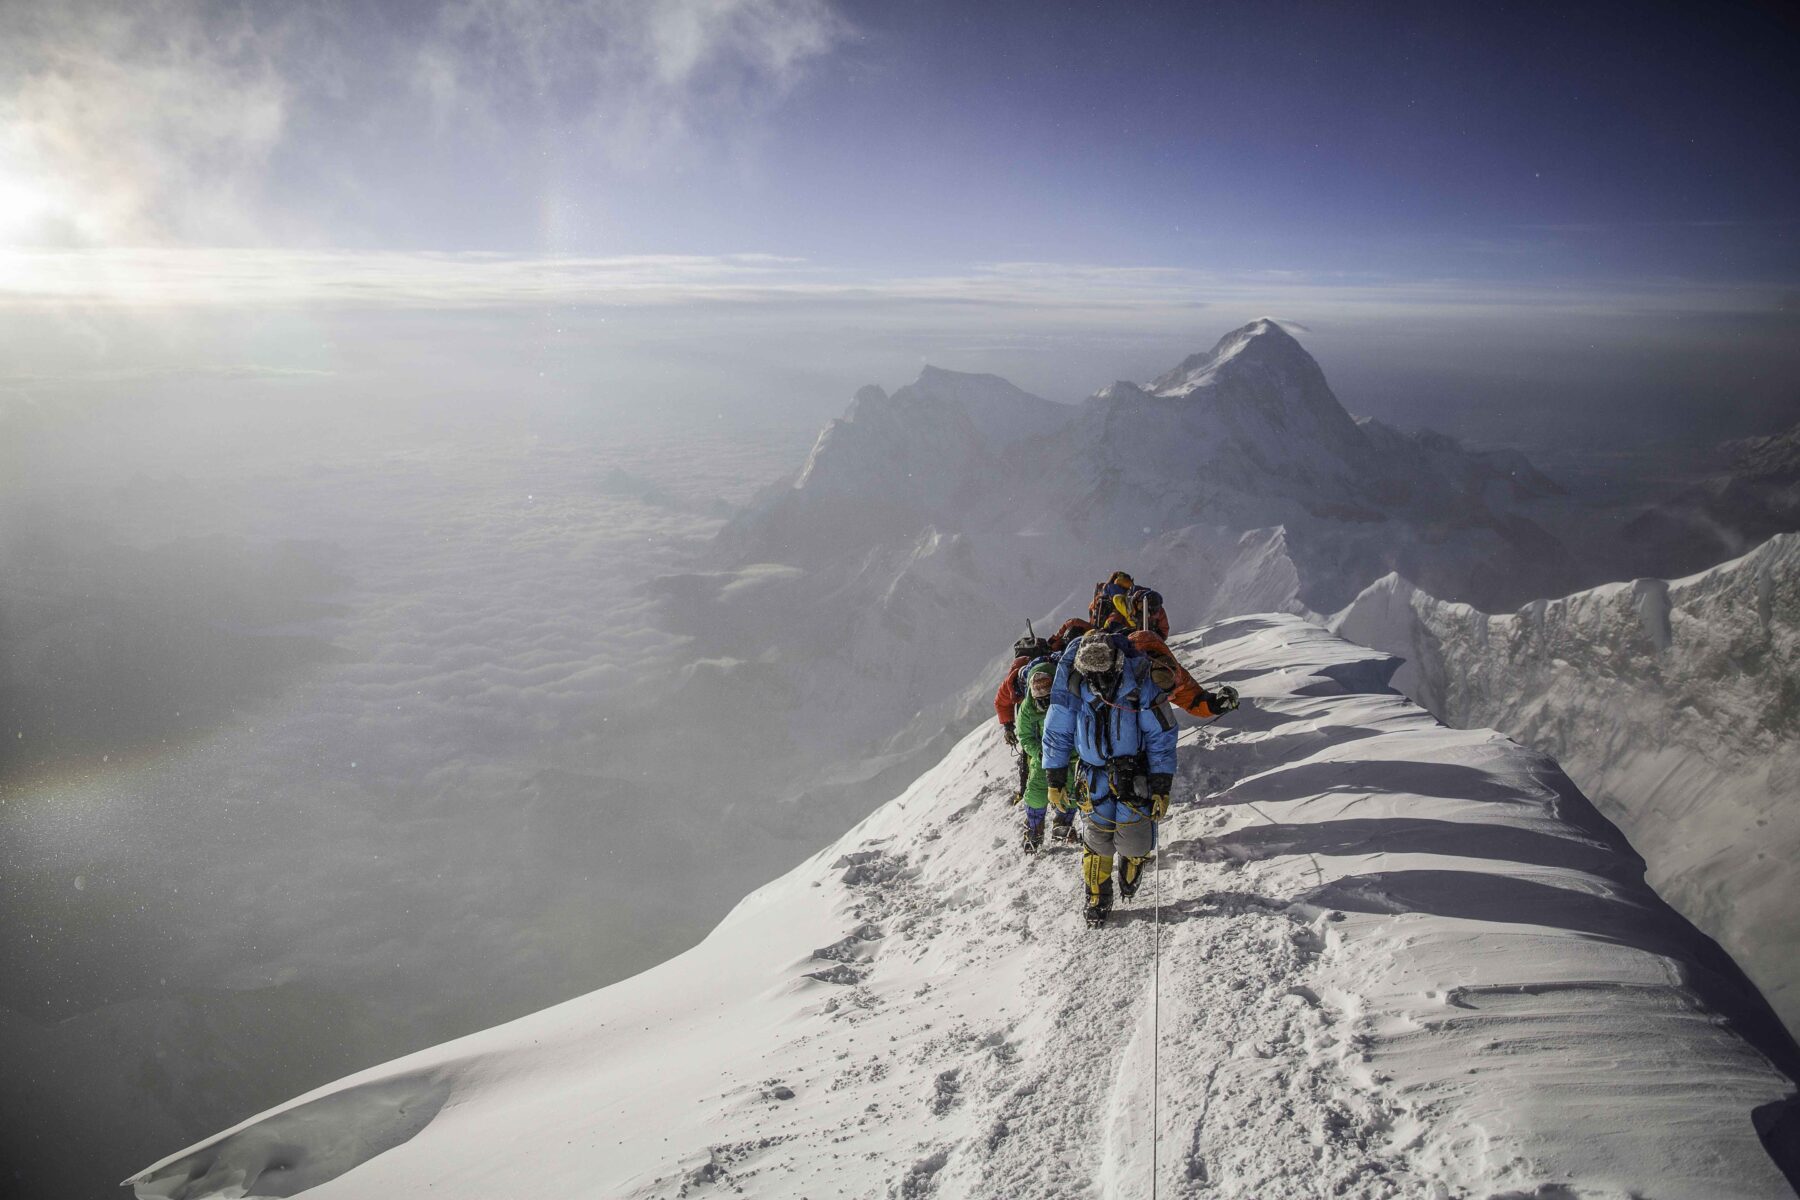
[1041,638,1177,799]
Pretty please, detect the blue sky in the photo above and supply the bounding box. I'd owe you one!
[603,0,1800,282]
[8,1,1796,273]
[2,0,1797,443]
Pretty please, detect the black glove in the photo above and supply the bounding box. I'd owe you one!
[1147,772,1173,820]
[1210,685,1239,713]
[1001,723,1017,747]
[1046,766,1068,789]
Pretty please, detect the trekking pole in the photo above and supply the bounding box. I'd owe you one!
[1026,617,1036,641]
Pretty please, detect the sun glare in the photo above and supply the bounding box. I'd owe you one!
[0,167,53,241]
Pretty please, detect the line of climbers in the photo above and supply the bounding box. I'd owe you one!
[996,571,1240,928]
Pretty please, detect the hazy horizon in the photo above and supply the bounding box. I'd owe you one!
[5,1,1799,451]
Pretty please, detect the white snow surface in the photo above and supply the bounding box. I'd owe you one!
[129,617,1794,1200]
[1333,532,1800,1039]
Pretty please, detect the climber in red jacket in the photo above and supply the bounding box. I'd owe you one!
[996,617,1094,741]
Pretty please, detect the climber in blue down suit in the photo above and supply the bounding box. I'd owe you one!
[1042,629,1179,928]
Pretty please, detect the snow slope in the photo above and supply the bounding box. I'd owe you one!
[129,617,1796,1199]
[1334,533,1800,1040]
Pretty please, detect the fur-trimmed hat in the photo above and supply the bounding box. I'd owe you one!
[1073,632,1120,677]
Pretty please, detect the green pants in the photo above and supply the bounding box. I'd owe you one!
[1021,758,1049,810]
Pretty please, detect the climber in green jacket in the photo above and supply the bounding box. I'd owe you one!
[1013,660,1062,853]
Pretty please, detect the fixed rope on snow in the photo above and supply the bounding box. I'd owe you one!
[1152,840,1162,1198]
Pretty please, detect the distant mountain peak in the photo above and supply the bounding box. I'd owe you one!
[1722,418,1800,482]
[783,364,1072,514]
[845,384,890,422]
[915,364,981,383]
[747,319,1568,613]
[885,366,1069,449]
[1146,317,1315,398]
[903,363,1039,400]
[1230,315,1300,347]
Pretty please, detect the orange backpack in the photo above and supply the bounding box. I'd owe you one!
[1127,630,1223,718]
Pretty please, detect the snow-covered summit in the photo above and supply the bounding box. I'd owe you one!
[1128,318,1369,491]
[1144,317,1295,394]
[736,319,1571,608]
[1021,322,1571,608]
[128,617,1796,1200]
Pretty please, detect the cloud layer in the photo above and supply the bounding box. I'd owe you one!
[6,246,1788,320]
[0,400,810,1198]
[413,0,845,166]
[0,0,289,244]
[0,0,848,247]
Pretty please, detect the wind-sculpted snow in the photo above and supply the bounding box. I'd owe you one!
[1334,532,1800,1042]
[130,1073,453,1200]
[128,617,1796,1199]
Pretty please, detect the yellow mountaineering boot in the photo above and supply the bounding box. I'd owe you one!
[1117,855,1146,901]
[1082,850,1114,928]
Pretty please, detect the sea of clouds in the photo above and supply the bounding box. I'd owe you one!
[0,381,817,1197]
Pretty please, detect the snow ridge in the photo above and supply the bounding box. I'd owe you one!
[1333,531,1800,1043]
[127,616,1796,1200]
